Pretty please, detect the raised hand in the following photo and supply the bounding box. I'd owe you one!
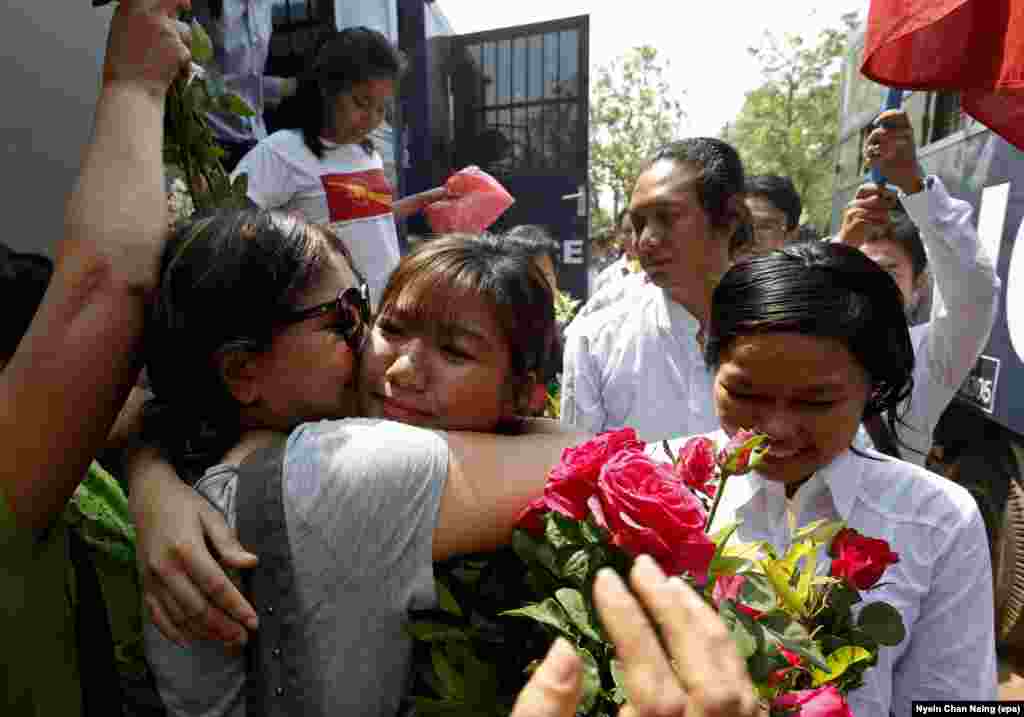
[863,109,925,195]
[102,0,192,98]
[836,183,898,250]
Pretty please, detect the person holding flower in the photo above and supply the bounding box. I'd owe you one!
[659,239,996,714]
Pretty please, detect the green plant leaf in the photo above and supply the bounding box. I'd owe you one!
[437,581,463,617]
[190,19,214,65]
[559,548,591,588]
[580,516,606,544]
[739,572,778,614]
[810,645,873,687]
[719,601,758,658]
[432,647,465,700]
[410,697,473,717]
[555,588,603,643]
[545,512,585,550]
[576,646,602,713]
[502,598,575,638]
[407,621,469,643]
[857,602,906,647]
[710,521,740,550]
[219,92,256,117]
[791,519,845,547]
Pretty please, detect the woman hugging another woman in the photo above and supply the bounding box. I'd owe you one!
[134,208,565,716]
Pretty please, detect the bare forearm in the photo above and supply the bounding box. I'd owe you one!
[63,83,168,294]
[1,85,168,533]
[393,187,446,220]
[434,429,590,559]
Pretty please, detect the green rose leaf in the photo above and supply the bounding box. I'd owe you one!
[545,512,585,550]
[555,588,603,643]
[512,529,558,574]
[407,621,469,643]
[431,647,465,700]
[740,572,778,614]
[719,601,758,658]
[559,548,591,588]
[857,601,906,647]
[580,516,606,544]
[502,598,575,638]
[437,581,463,617]
[576,646,602,713]
[190,19,214,65]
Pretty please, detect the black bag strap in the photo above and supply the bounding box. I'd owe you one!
[234,436,291,717]
[69,528,124,716]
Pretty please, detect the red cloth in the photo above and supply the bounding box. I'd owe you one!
[861,0,1024,149]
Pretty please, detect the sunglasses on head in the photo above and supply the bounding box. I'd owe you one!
[277,283,371,349]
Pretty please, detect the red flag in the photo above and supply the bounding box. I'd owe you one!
[861,0,1024,149]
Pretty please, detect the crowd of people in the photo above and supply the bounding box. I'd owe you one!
[0,1,1002,715]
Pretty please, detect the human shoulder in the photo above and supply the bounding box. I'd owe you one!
[851,451,980,530]
[572,280,660,342]
[285,418,448,502]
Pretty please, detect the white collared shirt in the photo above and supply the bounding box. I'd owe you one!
[654,431,997,715]
[560,281,718,443]
[859,176,1001,466]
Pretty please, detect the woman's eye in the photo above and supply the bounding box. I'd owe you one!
[377,320,403,336]
[441,344,473,361]
[801,399,839,409]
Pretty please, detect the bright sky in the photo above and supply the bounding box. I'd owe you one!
[437,0,869,136]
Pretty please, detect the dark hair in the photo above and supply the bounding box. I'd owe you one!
[278,27,406,159]
[646,137,753,255]
[704,240,914,445]
[143,209,361,480]
[882,211,928,279]
[377,233,557,426]
[0,244,53,361]
[503,224,561,266]
[745,174,802,230]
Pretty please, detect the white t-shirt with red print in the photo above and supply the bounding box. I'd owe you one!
[233,129,400,305]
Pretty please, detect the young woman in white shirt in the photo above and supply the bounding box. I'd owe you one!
[233,27,445,305]
[659,239,996,714]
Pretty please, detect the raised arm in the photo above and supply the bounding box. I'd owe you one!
[392,186,447,220]
[0,0,190,535]
[864,109,1000,390]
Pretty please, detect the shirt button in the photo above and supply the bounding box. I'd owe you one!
[272,648,282,659]
[266,606,275,615]
[275,687,285,697]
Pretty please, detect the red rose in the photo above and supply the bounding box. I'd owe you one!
[542,428,644,520]
[595,448,715,581]
[771,686,854,717]
[674,436,717,497]
[515,428,643,530]
[829,528,900,590]
[711,574,763,620]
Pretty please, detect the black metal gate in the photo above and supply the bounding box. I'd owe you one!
[448,15,591,302]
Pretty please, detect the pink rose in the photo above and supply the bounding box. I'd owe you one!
[711,574,763,620]
[717,429,767,474]
[594,449,715,581]
[674,436,717,497]
[829,528,900,590]
[515,428,643,531]
[771,686,854,717]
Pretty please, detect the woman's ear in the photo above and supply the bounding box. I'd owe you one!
[218,349,261,406]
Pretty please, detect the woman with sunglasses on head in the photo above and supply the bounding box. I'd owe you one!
[233,27,446,307]
[657,240,996,715]
[130,212,577,716]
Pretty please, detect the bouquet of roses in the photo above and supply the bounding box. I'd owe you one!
[407,428,904,716]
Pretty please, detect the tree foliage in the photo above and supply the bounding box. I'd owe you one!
[723,12,859,233]
[589,46,686,222]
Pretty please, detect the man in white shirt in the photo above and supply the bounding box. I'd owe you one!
[560,138,748,442]
[837,109,1000,467]
[591,209,637,296]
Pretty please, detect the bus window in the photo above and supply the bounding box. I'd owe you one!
[925,92,963,145]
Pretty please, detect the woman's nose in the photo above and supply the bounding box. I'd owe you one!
[385,341,427,390]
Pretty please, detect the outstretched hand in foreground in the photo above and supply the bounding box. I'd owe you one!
[511,555,760,717]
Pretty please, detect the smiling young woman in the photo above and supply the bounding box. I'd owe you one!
[658,240,996,714]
